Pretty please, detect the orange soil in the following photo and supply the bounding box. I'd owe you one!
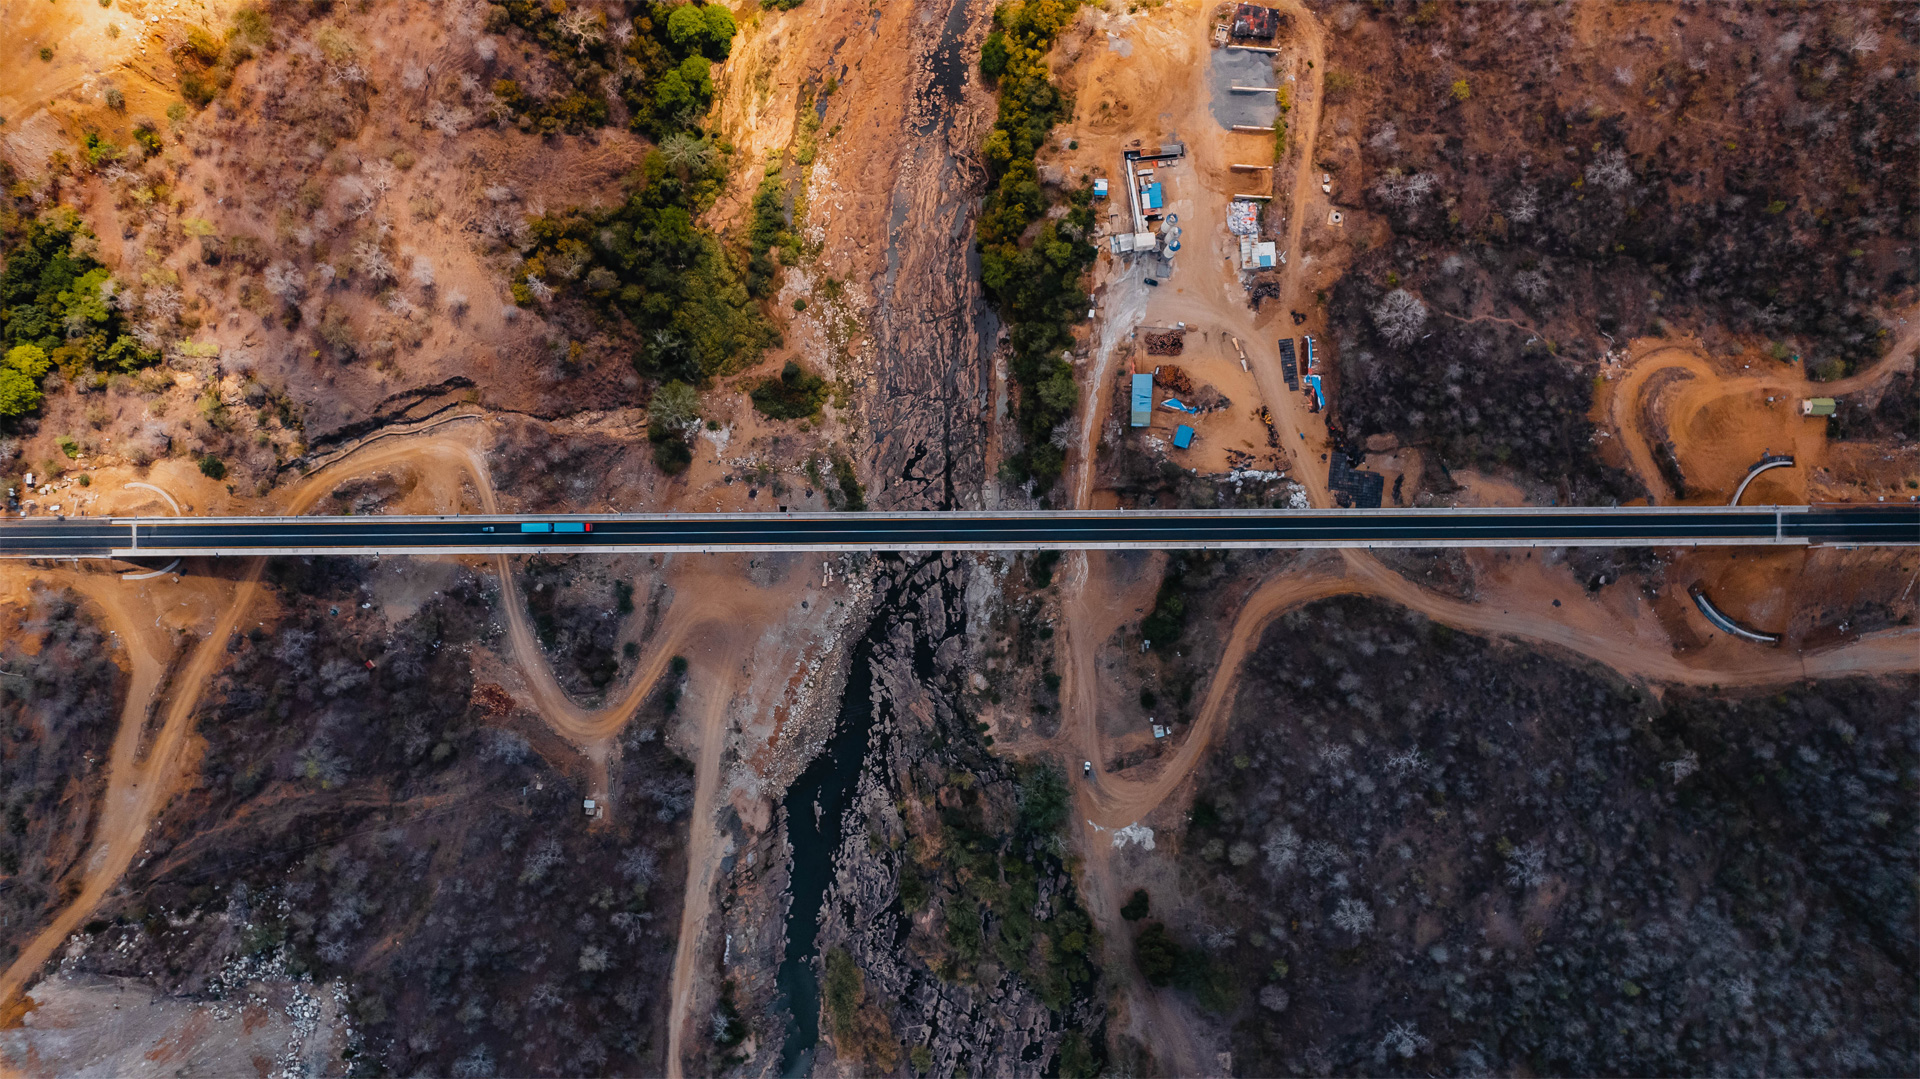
[1599,319,1920,506]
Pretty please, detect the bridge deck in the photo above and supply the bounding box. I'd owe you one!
[2,506,1914,558]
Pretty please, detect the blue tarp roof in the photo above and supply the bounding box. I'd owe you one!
[1306,374,1325,409]
[1145,182,1164,209]
[1130,374,1153,426]
[1173,424,1195,449]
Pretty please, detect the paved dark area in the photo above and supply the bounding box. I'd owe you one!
[1328,452,1386,509]
[2,506,1914,558]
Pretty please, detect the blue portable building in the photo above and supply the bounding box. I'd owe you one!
[1173,425,1195,449]
[1130,374,1153,427]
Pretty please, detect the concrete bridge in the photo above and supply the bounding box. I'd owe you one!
[3,505,1914,559]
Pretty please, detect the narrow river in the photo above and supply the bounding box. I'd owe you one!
[774,614,881,1077]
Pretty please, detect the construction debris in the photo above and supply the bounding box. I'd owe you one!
[1227,200,1261,235]
[1155,364,1196,394]
[1145,331,1187,356]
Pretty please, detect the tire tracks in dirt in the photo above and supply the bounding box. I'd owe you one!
[0,432,704,1023]
[1083,548,1918,832]
[1606,314,1919,503]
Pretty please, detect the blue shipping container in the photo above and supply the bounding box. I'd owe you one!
[554,522,587,533]
[1130,374,1153,427]
[520,522,552,533]
[1173,424,1195,449]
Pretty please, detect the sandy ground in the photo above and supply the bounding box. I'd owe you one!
[0,0,243,176]
[0,970,349,1078]
[1598,317,1920,506]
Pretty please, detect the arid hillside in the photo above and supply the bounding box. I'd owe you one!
[1311,0,1917,497]
[2,3,1917,1079]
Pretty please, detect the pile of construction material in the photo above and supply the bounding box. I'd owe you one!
[1155,364,1196,394]
[1144,331,1186,356]
[1227,200,1261,235]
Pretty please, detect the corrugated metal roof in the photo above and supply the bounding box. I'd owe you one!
[1130,374,1153,427]
[1173,424,1195,448]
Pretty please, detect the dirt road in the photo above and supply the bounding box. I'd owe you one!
[662,631,738,1079]
[1079,548,1918,832]
[1053,7,1338,1070]
[1605,316,1919,504]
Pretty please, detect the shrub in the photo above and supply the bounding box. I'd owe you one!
[1120,889,1150,921]
[648,419,692,475]
[649,380,701,428]
[749,361,826,420]
[184,26,224,66]
[197,454,226,479]
[1134,922,1180,986]
[831,454,865,511]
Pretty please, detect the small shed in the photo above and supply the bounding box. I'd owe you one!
[1173,424,1196,449]
[1802,398,1836,416]
[1093,177,1109,198]
[1130,374,1153,427]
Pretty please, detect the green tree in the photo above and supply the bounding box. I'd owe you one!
[0,367,41,418]
[655,56,715,120]
[979,30,1008,78]
[1016,761,1070,837]
[1036,366,1078,413]
[4,345,51,379]
[668,4,735,59]
[700,5,737,56]
[1120,888,1150,921]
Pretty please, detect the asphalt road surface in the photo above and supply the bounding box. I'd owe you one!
[3,506,1915,559]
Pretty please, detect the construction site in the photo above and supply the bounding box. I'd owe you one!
[0,1,1914,1078]
[1055,0,1379,512]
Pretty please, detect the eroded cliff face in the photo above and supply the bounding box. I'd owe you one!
[857,0,1002,511]
[807,554,1097,1075]
[723,0,1003,512]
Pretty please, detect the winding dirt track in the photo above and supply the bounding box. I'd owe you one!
[1081,549,1919,831]
[0,435,702,1019]
[1607,317,1919,503]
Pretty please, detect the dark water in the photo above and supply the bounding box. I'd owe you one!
[916,0,976,136]
[774,621,880,1077]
